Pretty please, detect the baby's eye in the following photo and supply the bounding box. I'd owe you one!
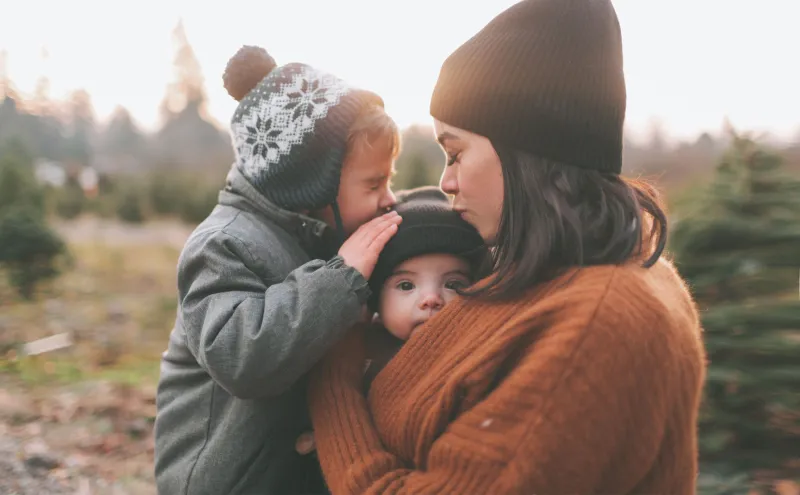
[445,280,468,291]
[397,281,414,291]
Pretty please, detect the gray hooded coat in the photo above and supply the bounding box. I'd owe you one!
[154,59,384,495]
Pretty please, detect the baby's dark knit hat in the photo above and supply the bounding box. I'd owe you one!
[368,186,488,312]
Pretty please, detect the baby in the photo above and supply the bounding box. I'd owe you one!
[363,186,488,390]
[292,187,486,456]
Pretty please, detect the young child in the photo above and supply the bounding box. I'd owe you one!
[154,46,400,495]
[362,186,489,390]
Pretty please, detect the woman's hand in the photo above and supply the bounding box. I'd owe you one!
[300,325,369,458]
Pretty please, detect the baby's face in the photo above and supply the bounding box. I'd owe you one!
[378,253,471,340]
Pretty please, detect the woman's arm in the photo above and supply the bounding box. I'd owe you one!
[309,305,697,495]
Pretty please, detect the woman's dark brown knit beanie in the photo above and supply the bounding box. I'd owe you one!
[430,0,626,174]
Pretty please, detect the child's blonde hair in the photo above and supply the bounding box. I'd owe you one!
[347,104,401,159]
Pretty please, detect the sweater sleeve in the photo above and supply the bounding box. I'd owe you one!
[309,294,683,494]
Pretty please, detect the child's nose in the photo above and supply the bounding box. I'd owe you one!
[419,291,444,310]
[380,189,397,210]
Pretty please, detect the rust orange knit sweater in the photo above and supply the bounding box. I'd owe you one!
[309,259,706,494]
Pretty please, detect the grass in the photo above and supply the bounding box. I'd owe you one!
[0,236,182,388]
[1,352,163,387]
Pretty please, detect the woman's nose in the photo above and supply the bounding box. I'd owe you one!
[440,167,458,195]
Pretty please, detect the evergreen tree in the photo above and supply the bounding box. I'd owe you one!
[670,132,800,481]
[29,48,67,161]
[63,89,97,167]
[159,19,207,121]
[101,106,145,159]
[0,140,67,299]
[153,19,232,170]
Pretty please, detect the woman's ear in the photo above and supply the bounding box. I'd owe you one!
[372,312,382,324]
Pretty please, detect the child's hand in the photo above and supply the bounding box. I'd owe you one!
[339,212,402,279]
[295,431,316,455]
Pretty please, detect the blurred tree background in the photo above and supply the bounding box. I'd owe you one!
[670,133,800,493]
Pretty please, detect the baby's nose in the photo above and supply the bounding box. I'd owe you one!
[419,291,444,310]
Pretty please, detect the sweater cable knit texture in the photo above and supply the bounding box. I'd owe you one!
[309,260,706,495]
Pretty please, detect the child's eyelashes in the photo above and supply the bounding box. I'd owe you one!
[446,152,461,167]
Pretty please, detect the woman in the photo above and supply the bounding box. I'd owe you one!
[309,0,706,493]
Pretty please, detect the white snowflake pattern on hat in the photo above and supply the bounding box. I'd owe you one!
[232,66,351,177]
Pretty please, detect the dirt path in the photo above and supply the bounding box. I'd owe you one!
[0,382,156,495]
[0,428,73,494]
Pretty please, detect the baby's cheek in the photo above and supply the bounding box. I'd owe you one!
[380,305,410,339]
[398,324,415,341]
[386,317,414,341]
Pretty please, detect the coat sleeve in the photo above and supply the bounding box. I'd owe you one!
[179,229,370,399]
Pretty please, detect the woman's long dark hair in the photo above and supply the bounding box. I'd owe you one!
[464,145,668,300]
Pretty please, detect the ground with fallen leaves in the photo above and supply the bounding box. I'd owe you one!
[0,382,156,494]
[0,218,191,495]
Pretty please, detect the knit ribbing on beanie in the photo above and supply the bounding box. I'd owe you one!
[430,0,626,174]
